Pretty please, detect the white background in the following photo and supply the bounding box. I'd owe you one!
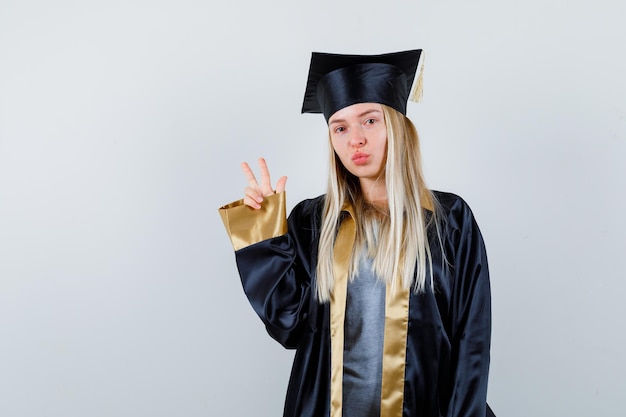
[1,1,625,416]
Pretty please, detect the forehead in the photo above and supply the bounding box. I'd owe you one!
[328,102,384,124]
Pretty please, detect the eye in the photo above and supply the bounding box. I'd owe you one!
[334,126,345,134]
[365,118,376,125]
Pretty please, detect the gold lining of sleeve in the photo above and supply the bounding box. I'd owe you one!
[218,192,287,251]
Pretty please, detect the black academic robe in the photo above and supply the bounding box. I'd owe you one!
[224,191,492,417]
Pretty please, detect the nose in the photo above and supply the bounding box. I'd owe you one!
[349,130,366,149]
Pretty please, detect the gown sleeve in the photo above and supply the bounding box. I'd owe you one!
[219,192,316,349]
[444,196,492,417]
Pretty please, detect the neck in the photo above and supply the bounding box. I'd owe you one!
[360,178,388,207]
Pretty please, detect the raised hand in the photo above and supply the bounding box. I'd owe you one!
[241,158,288,209]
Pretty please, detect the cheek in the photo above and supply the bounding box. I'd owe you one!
[331,140,348,160]
[328,140,345,166]
[377,134,389,156]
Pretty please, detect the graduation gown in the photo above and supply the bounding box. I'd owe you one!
[219,190,492,417]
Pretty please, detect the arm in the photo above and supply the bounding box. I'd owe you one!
[446,198,492,417]
[219,192,314,348]
[219,158,312,348]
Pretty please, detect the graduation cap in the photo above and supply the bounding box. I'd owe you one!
[301,49,424,122]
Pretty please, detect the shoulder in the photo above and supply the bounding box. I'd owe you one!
[431,190,482,238]
[291,194,325,213]
[430,190,489,282]
[432,190,474,217]
[288,194,325,226]
[286,195,325,251]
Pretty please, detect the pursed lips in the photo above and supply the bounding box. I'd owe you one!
[352,152,369,165]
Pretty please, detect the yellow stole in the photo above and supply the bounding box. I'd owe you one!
[329,207,410,417]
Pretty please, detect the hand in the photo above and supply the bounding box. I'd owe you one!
[241,158,288,209]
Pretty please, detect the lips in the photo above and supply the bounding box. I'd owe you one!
[352,152,369,165]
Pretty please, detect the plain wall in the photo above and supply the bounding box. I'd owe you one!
[1,1,625,416]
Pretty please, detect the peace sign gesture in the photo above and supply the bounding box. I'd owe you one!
[241,158,288,209]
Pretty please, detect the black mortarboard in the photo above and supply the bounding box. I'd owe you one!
[301,49,424,122]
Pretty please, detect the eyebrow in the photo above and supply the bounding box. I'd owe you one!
[329,108,382,126]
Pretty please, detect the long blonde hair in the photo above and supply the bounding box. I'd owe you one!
[315,105,440,302]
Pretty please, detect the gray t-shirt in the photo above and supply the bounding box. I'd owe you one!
[342,257,386,417]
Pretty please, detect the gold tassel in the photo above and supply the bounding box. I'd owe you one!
[410,51,425,103]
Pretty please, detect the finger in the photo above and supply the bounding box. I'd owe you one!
[241,162,259,188]
[258,157,273,194]
[275,176,288,194]
[244,186,264,204]
[243,195,262,210]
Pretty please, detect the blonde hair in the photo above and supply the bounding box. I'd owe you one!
[315,105,441,302]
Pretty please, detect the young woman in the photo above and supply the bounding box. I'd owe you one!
[219,50,494,417]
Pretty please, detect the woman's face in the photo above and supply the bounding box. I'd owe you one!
[328,102,388,187]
